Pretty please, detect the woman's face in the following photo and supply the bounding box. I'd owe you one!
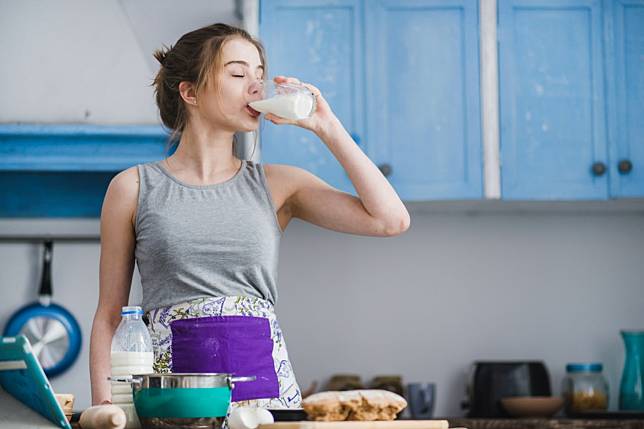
[197,37,265,133]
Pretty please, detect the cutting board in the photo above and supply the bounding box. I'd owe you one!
[259,421,449,429]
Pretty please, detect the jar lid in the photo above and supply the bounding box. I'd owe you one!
[566,363,603,373]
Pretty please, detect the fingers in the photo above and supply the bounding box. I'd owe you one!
[273,76,322,99]
[302,83,321,97]
[264,113,294,125]
[273,75,301,85]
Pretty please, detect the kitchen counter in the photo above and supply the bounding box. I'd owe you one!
[62,419,644,429]
[447,419,644,429]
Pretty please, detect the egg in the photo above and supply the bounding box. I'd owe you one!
[256,408,275,425]
[228,407,274,429]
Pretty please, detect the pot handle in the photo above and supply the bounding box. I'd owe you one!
[227,375,256,389]
[108,375,142,387]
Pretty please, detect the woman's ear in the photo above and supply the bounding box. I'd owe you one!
[179,81,198,106]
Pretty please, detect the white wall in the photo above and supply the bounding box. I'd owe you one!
[1,211,643,415]
[277,211,644,416]
[0,0,239,123]
[1,0,644,418]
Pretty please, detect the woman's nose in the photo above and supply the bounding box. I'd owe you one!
[248,79,265,97]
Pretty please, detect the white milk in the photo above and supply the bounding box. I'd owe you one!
[249,92,314,120]
[110,351,153,429]
[110,351,153,375]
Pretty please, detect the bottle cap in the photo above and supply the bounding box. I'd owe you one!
[566,363,603,373]
[121,306,143,316]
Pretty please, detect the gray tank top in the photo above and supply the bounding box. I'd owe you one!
[134,159,282,312]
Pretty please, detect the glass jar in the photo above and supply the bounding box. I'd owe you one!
[562,363,609,414]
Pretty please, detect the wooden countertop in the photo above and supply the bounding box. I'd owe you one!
[67,418,644,429]
[446,418,644,429]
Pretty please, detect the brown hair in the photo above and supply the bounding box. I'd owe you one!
[151,23,266,148]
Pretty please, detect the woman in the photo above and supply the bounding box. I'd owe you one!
[89,23,409,410]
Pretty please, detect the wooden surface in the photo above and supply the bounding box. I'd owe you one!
[259,421,449,429]
[68,418,644,429]
[447,418,644,429]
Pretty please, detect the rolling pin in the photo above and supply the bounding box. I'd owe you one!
[79,404,126,429]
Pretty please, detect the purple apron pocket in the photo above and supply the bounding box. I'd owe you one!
[170,316,279,402]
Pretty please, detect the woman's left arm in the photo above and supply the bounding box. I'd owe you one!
[265,77,410,237]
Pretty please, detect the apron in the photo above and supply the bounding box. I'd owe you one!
[145,296,302,411]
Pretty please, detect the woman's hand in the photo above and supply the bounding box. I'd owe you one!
[263,76,340,137]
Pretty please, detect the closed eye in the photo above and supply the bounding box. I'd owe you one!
[232,75,245,78]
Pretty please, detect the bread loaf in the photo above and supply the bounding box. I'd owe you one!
[302,390,407,421]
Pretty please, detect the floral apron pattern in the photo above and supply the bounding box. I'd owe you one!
[146,296,302,410]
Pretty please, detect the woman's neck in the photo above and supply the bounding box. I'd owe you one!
[166,125,242,185]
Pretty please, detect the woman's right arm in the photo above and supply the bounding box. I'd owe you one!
[89,167,140,405]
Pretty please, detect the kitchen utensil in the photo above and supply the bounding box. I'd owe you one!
[3,240,82,377]
[463,361,551,417]
[110,373,255,428]
[0,335,71,429]
[257,421,449,429]
[79,405,127,429]
[620,330,644,410]
[500,396,564,418]
[407,383,435,419]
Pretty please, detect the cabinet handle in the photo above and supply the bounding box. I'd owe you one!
[618,159,633,175]
[591,162,607,177]
[378,163,392,177]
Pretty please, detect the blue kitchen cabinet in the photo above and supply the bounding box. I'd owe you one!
[0,124,170,217]
[259,0,483,200]
[605,0,644,198]
[259,0,365,195]
[365,0,483,200]
[498,0,609,200]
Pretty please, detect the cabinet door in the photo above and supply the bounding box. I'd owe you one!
[606,0,644,197]
[499,0,609,199]
[366,0,483,200]
[259,0,364,194]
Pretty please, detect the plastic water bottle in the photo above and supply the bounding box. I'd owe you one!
[111,306,153,429]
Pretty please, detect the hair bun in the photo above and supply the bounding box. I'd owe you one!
[153,45,171,66]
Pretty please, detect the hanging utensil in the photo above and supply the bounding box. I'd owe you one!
[3,240,82,377]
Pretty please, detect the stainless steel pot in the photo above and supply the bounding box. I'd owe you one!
[110,373,255,429]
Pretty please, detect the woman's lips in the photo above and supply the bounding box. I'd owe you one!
[246,105,261,118]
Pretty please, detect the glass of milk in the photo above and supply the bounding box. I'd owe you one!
[249,81,317,121]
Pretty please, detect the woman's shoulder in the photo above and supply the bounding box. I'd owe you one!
[262,163,322,190]
[110,161,161,193]
[262,163,309,181]
[110,166,140,196]
[102,166,140,224]
[260,163,322,206]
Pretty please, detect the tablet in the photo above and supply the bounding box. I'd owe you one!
[0,335,71,429]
